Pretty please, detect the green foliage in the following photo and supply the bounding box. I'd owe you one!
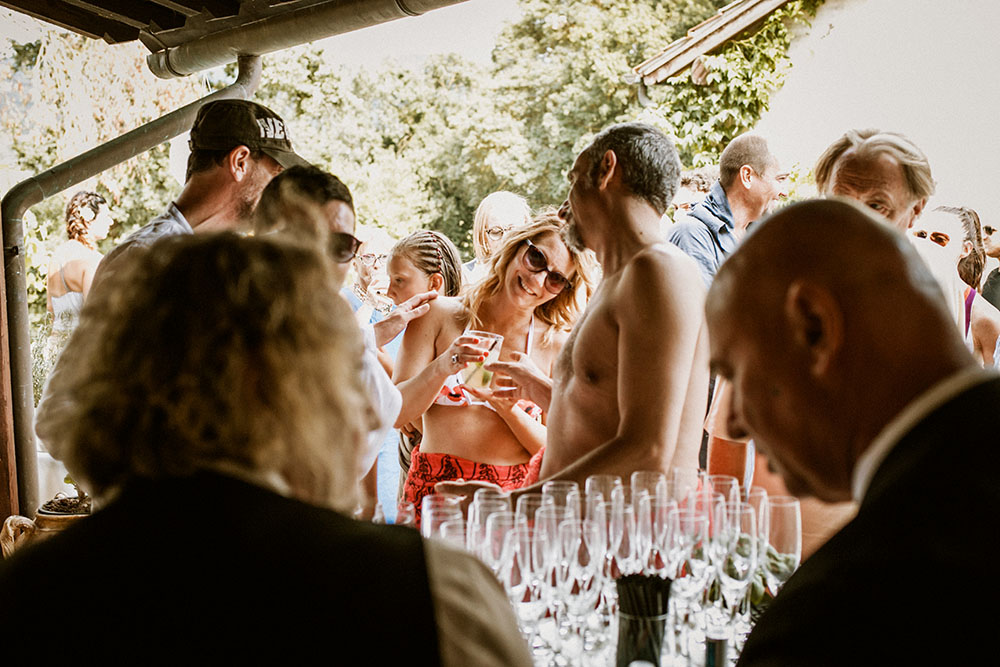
[641,0,822,167]
[0,29,204,327]
[4,0,818,322]
[491,0,732,205]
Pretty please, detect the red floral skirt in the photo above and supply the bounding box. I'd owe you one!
[402,446,536,527]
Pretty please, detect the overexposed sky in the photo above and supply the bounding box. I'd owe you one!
[319,0,520,66]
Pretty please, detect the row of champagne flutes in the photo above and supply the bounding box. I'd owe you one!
[418,470,802,666]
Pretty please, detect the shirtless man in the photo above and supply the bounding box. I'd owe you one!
[440,122,710,495]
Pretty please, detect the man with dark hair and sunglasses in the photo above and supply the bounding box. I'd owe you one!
[254,165,437,492]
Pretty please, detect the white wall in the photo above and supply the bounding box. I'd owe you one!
[755,0,1000,225]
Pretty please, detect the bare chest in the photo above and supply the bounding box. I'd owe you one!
[555,284,619,389]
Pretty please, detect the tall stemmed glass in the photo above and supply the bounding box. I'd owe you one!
[762,496,801,597]
[667,508,712,661]
[542,480,582,520]
[421,494,463,540]
[534,505,573,652]
[498,525,552,654]
[715,502,758,643]
[480,511,525,575]
[705,473,741,503]
[609,502,638,578]
[515,492,552,528]
[556,518,604,660]
[584,474,623,521]
[468,497,511,555]
[638,497,678,578]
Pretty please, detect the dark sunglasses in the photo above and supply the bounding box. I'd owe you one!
[329,232,362,263]
[521,239,571,295]
[913,229,950,248]
[985,226,997,236]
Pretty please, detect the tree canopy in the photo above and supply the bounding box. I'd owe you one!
[2,0,818,331]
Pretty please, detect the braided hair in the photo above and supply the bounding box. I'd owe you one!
[65,191,107,250]
[390,230,463,297]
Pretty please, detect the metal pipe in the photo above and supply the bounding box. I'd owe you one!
[147,0,469,79]
[1,55,262,517]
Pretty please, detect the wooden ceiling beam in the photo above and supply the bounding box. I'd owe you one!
[0,0,138,42]
[60,0,186,31]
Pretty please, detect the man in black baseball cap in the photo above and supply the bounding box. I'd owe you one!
[189,99,309,171]
[91,98,305,289]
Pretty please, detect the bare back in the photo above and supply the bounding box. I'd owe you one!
[541,242,709,482]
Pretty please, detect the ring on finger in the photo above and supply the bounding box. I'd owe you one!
[450,353,459,365]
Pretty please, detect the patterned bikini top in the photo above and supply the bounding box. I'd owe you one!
[432,317,543,421]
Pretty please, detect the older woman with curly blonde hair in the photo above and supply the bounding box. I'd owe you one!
[394,209,597,521]
[17,232,531,665]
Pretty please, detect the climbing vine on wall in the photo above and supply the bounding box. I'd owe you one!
[641,0,824,168]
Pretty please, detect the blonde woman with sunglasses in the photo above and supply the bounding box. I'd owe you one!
[394,209,597,524]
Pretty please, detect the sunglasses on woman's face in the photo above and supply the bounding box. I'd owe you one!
[329,232,362,263]
[521,239,571,295]
[913,229,950,248]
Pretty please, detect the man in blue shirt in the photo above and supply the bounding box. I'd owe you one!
[668,133,787,288]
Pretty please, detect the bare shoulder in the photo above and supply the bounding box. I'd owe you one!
[618,243,705,296]
[412,295,465,333]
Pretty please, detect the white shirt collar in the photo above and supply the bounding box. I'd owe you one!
[851,367,993,502]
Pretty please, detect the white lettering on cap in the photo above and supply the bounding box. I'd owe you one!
[256,118,287,140]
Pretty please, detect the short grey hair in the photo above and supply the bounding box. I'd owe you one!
[814,128,935,201]
[583,122,681,216]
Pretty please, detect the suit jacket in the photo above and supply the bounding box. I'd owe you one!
[0,472,441,665]
[737,375,1000,666]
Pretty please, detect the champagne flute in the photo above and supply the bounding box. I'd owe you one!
[468,498,514,557]
[716,502,758,641]
[705,473,741,504]
[630,470,668,511]
[762,496,801,596]
[436,518,468,550]
[584,474,623,521]
[499,526,551,652]
[515,492,553,528]
[542,480,581,520]
[422,505,463,541]
[668,508,712,659]
[533,505,572,652]
[556,518,603,658]
[481,511,526,575]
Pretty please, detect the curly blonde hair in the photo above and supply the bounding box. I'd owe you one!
[462,208,598,345]
[36,233,373,512]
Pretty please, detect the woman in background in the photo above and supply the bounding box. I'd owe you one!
[46,191,113,335]
[462,191,531,286]
[35,191,114,403]
[912,205,1000,366]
